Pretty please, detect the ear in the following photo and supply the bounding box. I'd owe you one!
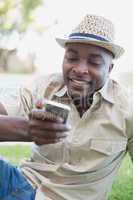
[109,63,114,73]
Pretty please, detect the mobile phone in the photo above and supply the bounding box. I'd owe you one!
[44,99,71,123]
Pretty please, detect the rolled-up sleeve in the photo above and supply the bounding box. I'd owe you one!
[0,82,34,117]
[0,74,53,117]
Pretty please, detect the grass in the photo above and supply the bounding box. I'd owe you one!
[108,154,133,200]
[0,144,31,165]
[0,144,133,200]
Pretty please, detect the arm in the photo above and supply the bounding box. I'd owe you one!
[0,94,34,143]
[0,76,70,144]
[0,102,31,142]
[0,115,31,142]
[0,103,70,144]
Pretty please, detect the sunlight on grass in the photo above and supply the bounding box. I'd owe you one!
[0,144,31,165]
[109,154,133,200]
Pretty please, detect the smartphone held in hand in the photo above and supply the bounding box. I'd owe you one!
[43,99,71,123]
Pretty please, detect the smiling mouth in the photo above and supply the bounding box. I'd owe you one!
[68,78,92,92]
[69,78,91,85]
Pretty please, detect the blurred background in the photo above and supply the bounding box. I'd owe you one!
[2,1,133,121]
[0,0,133,128]
[0,0,133,87]
[0,2,133,199]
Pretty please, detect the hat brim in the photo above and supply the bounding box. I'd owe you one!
[56,37,124,59]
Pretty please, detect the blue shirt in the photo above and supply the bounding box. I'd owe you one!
[0,159,36,200]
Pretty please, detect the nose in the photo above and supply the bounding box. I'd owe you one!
[72,61,89,75]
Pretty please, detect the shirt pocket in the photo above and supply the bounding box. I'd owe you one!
[90,138,127,156]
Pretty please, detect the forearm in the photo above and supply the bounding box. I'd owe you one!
[0,115,31,142]
[0,102,31,142]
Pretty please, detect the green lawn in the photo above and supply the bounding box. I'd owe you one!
[0,144,31,165]
[0,144,133,200]
[108,154,133,200]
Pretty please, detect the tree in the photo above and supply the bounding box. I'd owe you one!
[0,0,43,32]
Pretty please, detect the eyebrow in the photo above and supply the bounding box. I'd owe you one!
[89,54,103,59]
[89,54,105,63]
[66,48,78,54]
[67,49,104,57]
[66,48,105,63]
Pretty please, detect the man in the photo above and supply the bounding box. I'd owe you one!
[0,14,133,200]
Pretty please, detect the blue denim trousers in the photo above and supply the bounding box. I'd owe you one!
[0,159,36,200]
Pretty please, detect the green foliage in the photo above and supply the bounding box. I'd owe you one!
[21,0,43,31]
[0,0,17,30]
[0,0,43,32]
[22,0,42,13]
[0,0,15,15]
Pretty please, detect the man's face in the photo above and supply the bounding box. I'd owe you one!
[62,43,113,100]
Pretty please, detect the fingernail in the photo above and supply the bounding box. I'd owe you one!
[57,117,64,122]
[67,124,72,130]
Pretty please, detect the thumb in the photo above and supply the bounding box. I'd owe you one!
[35,99,44,109]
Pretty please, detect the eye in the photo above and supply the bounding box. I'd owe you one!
[66,56,78,62]
[90,61,102,66]
[89,59,103,67]
[89,56,104,67]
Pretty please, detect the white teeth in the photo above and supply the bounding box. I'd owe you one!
[72,79,86,84]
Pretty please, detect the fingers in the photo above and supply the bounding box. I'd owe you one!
[30,129,67,139]
[30,129,68,145]
[28,106,71,145]
[32,137,63,145]
[35,99,44,109]
[29,109,63,123]
[29,119,71,132]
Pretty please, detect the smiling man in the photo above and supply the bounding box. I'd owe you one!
[0,14,133,200]
[62,43,113,116]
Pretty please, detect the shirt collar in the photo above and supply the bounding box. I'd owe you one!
[54,85,67,97]
[54,79,115,104]
[98,79,115,104]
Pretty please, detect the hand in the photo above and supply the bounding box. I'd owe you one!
[28,108,71,145]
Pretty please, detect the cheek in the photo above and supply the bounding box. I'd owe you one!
[62,62,70,83]
[63,61,72,76]
[95,70,109,87]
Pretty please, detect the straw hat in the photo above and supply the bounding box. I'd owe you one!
[56,14,124,59]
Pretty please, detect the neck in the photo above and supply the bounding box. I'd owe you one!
[72,95,93,117]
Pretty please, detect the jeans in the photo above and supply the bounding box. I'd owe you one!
[0,159,36,200]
